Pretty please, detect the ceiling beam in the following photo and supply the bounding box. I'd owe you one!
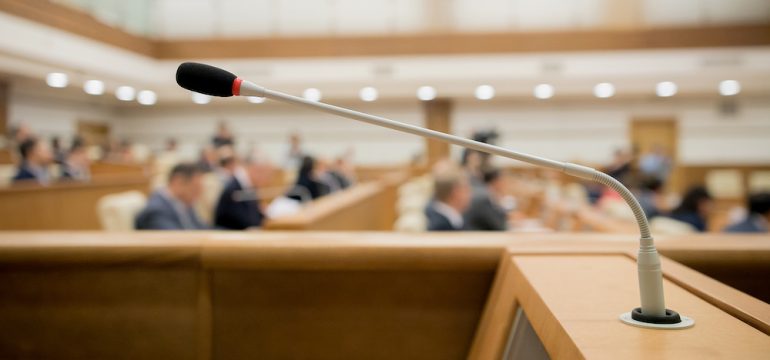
[2,1,769,60]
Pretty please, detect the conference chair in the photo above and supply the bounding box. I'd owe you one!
[97,190,147,231]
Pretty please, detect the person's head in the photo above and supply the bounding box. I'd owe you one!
[674,186,713,217]
[747,192,770,220]
[167,163,205,206]
[640,176,664,193]
[67,141,90,167]
[165,138,178,151]
[217,146,238,172]
[51,136,61,151]
[289,132,301,148]
[243,156,274,188]
[217,121,230,134]
[19,137,52,166]
[432,161,472,212]
[483,168,505,195]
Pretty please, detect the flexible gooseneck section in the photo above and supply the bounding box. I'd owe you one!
[175,62,692,327]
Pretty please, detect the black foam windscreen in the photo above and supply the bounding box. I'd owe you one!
[176,62,237,97]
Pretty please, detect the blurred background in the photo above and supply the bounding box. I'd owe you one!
[0,0,768,234]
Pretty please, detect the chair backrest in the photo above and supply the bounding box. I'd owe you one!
[706,169,744,199]
[97,191,148,231]
[748,171,770,193]
[0,164,16,187]
[650,216,697,235]
[194,173,224,225]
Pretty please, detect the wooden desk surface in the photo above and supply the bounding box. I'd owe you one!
[510,255,770,359]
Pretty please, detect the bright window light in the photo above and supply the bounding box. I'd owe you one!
[137,90,157,105]
[719,80,740,96]
[359,87,378,102]
[656,81,677,97]
[593,83,615,98]
[46,73,68,88]
[247,96,265,104]
[303,88,322,101]
[115,86,136,101]
[191,92,211,104]
[83,80,104,95]
[417,86,436,101]
[475,85,495,100]
[533,84,554,99]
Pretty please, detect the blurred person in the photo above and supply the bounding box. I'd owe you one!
[606,148,632,182]
[425,161,472,231]
[135,163,207,230]
[165,138,178,152]
[284,132,304,171]
[12,137,53,185]
[639,144,672,183]
[50,136,66,164]
[61,139,91,181]
[212,121,234,148]
[462,150,484,190]
[668,186,713,232]
[725,193,770,233]
[636,176,665,219]
[464,168,508,231]
[215,145,239,182]
[327,156,353,190]
[198,145,219,172]
[11,123,33,145]
[288,155,327,202]
[214,157,274,230]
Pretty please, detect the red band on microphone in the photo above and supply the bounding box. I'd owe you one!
[232,77,243,96]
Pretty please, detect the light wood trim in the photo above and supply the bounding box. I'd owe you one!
[0,0,154,56]
[1,2,768,59]
[155,25,770,59]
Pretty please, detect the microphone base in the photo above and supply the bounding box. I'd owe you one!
[620,308,694,329]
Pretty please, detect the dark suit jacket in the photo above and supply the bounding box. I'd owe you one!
[12,165,39,184]
[464,190,508,231]
[725,215,768,233]
[214,177,265,230]
[135,191,207,230]
[425,201,464,231]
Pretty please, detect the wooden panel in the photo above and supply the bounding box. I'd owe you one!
[263,173,409,231]
[89,161,149,179]
[211,269,492,360]
[0,267,200,360]
[155,25,770,59]
[0,80,7,136]
[424,99,452,165]
[470,254,770,359]
[0,176,150,230]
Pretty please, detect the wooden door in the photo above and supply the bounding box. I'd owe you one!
[629,118,679,191]
[77,121,110,147]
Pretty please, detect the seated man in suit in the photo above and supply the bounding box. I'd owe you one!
[12,137,53,185]
[214,157,275,230]
[424,161,472,231]
[61,139,91,181]
[725,192,769,233]
[464,168,509,231]
[135,163,207,230]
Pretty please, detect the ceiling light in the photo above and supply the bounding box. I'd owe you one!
[191,92,211,104]
[115,86,136,101]
[656,81,677,97]
[475,85,495,100]
[533,84,554,99]
[593,83,615,98]
[303,88,322,101]
[247,96,265,104]
[46,73,68,88]
[137,90,157,105]
[359,87,378,102]
[417,86,436,101]
[83,80,104,95]
[719,80,740,96]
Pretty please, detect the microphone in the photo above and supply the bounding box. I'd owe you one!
[176,62,693,329]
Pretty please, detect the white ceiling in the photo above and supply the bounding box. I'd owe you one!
[54,0,770,38]
[1,9,770,106]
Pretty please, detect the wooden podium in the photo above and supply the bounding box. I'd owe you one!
[470,251,770,359]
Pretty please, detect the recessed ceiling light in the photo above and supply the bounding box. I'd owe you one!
[191,92,211,104]
[719,80,740,96]
[475,85,495,100]
[137,90,157,105]
[247,96,265,104]
[656,81,677,97]
[83,80,104,95]
[359,87,378,102]
[593,83,615,98]
[303,88,322,101]
[115,86,136,101]
[46,73,68,88]
[533,84,554,99]
[417,86,436,101]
